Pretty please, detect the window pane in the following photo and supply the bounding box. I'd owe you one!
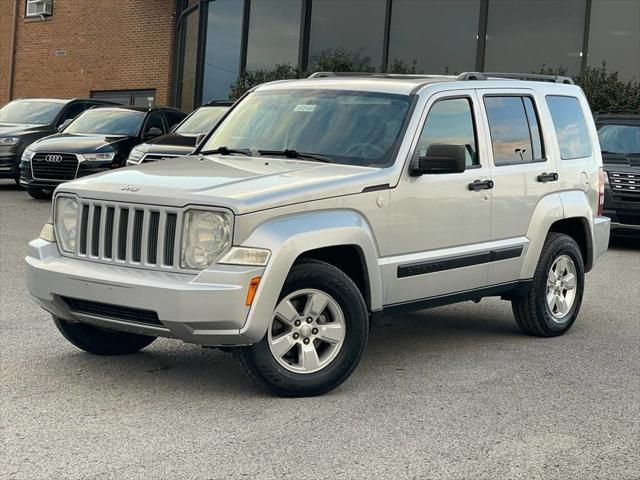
[416,98,478,166]
[389,0,480,74]
[246,0,302,69]
[178,10,200,111]
[597,124,640,155]
[485,0,586,74]
[308,0,386,71]
[202,0,244,102]
[484,97,533,166]
[588,0,640,81]
[523,97,543,160]
[546,96,592,160]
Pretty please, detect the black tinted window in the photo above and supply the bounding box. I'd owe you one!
[144,113,165,134]
[546,96,593,159]
[164,111,186,131]
[65,109,145,136]
[59,103,87,124]
[416,98,478,166]
[484,96,544,166]
[597,124,640,155]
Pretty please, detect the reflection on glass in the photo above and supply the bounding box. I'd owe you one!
[308,0,385,71]
[389,0,480,74]
[65,109,145,136]
[546,96,592,160]
[484,97,535,165]
[485,0,586,74]
[202,89,412,167]
[202,0,244,102]
[246,0,302,69]
[597,124,640,155]
[179,10,200,111]
[0,100,64,124]
[175,106,230,135]
[416,99,478,166]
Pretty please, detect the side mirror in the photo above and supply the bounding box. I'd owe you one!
[195,133,207,146]
[410,144,467,176]
[144,127,163,140]
[57,119,73,132]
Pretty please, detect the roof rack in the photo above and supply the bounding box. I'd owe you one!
[462,72,574,84]
[306,72,452,80]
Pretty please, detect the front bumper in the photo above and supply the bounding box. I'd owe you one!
[20,159,113,189]
[603,186,640,233]
[25,238,264,346]
[0,149,19,179]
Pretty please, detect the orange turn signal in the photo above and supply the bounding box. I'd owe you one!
[246,276,261,306]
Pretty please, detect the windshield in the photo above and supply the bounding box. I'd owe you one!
[175,106,229,135]
[201,89,412,167]
[65,109,145,136]
[597,123,640,155]
[0,100,64,125]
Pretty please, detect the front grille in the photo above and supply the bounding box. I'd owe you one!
[31,153,78,180]
[609,171,640,196]
[68,199,182,271]
[61,297,163,326]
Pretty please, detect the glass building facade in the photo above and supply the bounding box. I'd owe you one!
[173,0,640,110]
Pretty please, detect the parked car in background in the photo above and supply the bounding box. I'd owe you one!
[126,100,232,165]
[0,98,114,185]
[596,110,640,235]
[25,72,609,396]
[20,105,186,199]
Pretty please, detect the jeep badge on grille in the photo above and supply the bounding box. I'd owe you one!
[120,185,141,192]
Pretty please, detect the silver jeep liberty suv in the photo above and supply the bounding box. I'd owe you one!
[26,72,610,396]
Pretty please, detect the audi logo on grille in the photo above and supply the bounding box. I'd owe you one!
[44,154,63,163]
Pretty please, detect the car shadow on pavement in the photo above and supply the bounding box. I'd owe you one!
[40,304,523,398]
[609,235,639,250]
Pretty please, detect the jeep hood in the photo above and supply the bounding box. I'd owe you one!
[59,154,384,214]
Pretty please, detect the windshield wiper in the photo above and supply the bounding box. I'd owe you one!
[258,149,332,163]
[200,146,252,156]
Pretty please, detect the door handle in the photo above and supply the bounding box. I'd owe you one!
[537,172,559,183]
[468,179,494,191]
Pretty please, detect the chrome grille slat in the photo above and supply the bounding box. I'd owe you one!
[66,200,184,272]
[610,172,640,195]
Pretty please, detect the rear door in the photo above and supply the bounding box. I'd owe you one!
[477,89,559,284]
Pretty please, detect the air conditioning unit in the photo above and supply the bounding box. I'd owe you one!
[26,0,53,17]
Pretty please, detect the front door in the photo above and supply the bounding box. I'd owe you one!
[385,91,493,304]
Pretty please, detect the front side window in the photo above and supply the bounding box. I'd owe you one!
[175,106,229,135]
[65,109,145,136]
[201,89,412,167]
[546,96,593,160]
[143,113,166,135]
[484,96,544,166]
[0,100,63,125]
[597,123,640,155]
[415,98,478,167]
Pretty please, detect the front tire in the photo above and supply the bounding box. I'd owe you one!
[236,260,369,397]
[28,187,52,200]
[512,233,585,337]
[53,316,156,355]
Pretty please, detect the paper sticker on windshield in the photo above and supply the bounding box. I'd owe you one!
[294,104,317,113]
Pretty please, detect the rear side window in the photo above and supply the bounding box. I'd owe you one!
[546,95,592,160]
[484,96,544,166]
[416,97,479,167]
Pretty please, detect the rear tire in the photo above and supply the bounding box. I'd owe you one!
[53,316,156,355]
[235,260,369,397]
[511,233,585,337]
[28,187,53,200]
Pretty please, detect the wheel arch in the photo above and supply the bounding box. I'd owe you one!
[237,210,383,343]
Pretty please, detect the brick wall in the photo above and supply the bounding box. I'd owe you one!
[0,0,176,106]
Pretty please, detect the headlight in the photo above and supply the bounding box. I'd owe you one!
[181,210,231,269]
[0,136,19,146]
[54,197,79,253]
[82,152,115,162]
[127,144,151,164]
[218,247,270,266]
[21,148,35,163]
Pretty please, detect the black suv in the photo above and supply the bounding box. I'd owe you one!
[0,98,114,185]
[20,105,186,199]
[126,100,233,165]
[596,110,640,235]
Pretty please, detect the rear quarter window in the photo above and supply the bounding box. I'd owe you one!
[546,95,592,160]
